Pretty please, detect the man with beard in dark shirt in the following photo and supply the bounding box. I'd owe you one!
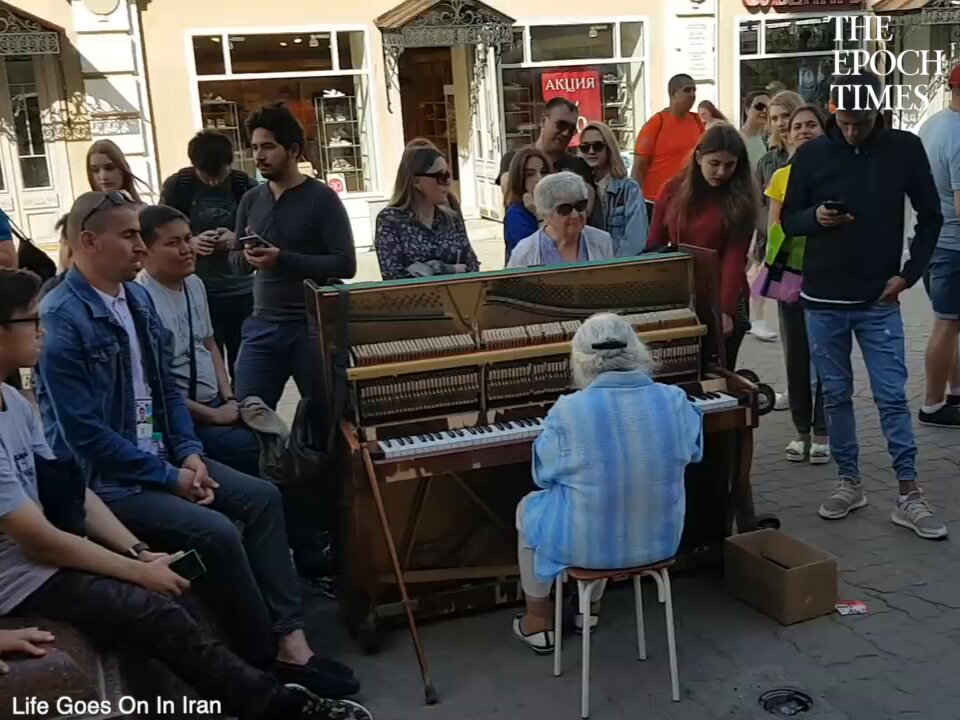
[230,104,356,409]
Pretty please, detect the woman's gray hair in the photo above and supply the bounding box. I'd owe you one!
[534,171,588,218]
[570,313,653,389]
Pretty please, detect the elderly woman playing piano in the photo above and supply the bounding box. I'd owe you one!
[507,172,614,268]
[512,313,704,653]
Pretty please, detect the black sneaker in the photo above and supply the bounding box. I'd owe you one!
[275,659,360,698]
[286,684,374,720]
[947,394,960,407]
[918,404,960,428]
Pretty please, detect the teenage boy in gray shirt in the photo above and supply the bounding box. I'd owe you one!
[231,104,356,409]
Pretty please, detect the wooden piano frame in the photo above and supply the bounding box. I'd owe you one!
[307,248,763,663]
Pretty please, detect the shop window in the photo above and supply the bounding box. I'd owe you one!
[500,28,525,65]
[501,62,644,159]
[193,35,225,75]
[7,57,50,189]
[228,33,333,74]
[620,23,643,58]
[739,21,759,56]
[530,24,614,63]
[337,32,365,70]
[741,55,835,106]
[764,18,846,55]
[198,75,375,194]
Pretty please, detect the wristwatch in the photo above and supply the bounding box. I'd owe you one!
[126,541,150,559]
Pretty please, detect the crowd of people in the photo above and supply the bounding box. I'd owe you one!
[0,60,958,706]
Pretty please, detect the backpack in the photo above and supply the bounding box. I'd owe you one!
[167,167,251,217]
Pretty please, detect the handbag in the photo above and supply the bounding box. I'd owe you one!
[751,222,804,303]
[10,217,57,282]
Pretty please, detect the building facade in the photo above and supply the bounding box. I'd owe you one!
[9,0,954,255]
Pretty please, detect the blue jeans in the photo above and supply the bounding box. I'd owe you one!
[805,303,917,483]
[234,318,314,410]
[108,458,303,667]
[195,398,261,478]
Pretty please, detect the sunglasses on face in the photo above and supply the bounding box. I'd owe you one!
[579,141,607,154]
[554,120,577,134]
[555,199,589,216]
[80,189,136,231]
[416,171,452,185]
[4,316,40,331]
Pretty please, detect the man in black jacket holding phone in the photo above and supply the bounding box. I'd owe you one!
[783,71,945,539]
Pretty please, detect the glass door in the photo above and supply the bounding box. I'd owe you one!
[473,45,503,220]
[0,55,72,253]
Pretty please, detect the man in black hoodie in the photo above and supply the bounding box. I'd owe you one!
[783,71,945,540]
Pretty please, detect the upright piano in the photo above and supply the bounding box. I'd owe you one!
[306,249,763,654]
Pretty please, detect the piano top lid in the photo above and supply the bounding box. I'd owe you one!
[309,251,692,295]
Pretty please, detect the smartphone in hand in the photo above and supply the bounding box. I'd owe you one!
[823,201,850,215]
[240,233,272,250]
[170,549,206,581]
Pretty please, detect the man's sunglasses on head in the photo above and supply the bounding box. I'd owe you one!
[81,189,136,231]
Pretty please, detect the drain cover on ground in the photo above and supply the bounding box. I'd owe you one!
[759,689,813,716]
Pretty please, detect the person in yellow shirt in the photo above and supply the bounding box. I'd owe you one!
[765,105,829,466]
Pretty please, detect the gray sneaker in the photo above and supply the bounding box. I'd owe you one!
[818,478,868,519]
[892,491,948,540]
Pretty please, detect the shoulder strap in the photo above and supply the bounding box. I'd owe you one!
[326,285,351,452]
[229,170,250,204]
[183,282,197,402]
[172,168,196,215]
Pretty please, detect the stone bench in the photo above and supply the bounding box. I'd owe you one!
[0,617,227,720]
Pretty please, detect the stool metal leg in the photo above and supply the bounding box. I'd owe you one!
[660,570,680,702]
[554,574,564,678]
[578,580,599,719]
[633,575,647,661]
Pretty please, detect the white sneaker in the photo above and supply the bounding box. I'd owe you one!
[749,320,778,342]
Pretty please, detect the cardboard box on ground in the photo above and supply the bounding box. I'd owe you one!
[725,529,837,625]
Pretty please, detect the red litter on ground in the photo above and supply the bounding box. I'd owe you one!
[835,601,869,616]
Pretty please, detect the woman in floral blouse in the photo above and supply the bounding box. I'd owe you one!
[374,141,479,280]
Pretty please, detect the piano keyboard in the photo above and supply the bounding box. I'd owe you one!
[376,391,740,459]
[377,418,545,459]
[687,391,739,414]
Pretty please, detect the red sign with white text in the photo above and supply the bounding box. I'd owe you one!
[742,0,863,9]
[541,70,602,147]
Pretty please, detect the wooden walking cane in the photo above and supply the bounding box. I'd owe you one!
[361,446,439,705]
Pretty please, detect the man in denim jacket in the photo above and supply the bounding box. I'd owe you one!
[34,192,361,700]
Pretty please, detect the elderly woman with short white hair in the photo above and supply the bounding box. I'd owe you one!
[507,171,614,268]
[512,313,704,653]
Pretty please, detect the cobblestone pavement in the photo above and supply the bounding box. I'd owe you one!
[290,233,960,719]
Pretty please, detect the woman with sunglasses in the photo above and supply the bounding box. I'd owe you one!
[86,140,143,202]
[740,92,770,170]
[507,172,613,268]
[648,124,759,369]
[374,142,479,281]
[578,122,648,256]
